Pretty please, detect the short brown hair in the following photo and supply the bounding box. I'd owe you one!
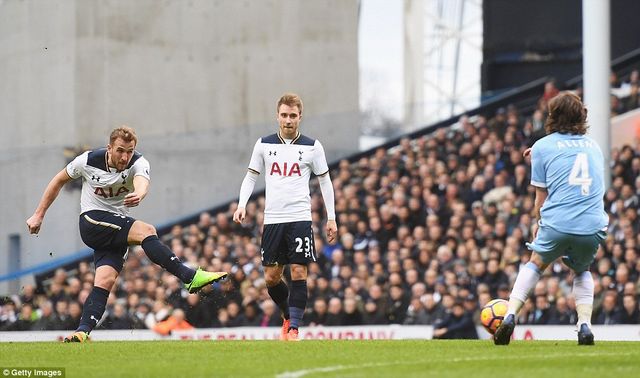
[544,91,588,135]
[110,126,138,145]
[277,93,303,115]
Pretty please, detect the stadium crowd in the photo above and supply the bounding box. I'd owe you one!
[2,75,640,336]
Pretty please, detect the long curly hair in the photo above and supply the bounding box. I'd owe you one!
[544,91,588,135]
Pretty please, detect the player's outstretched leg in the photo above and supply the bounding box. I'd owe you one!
[140,235,227,292]
[141,235,197,283]
[185,268,228,294]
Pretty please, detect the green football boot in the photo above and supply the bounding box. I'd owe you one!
[185,268,228,294]
[63,331,90,343]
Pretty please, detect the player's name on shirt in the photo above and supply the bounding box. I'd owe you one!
[555,139,595,149]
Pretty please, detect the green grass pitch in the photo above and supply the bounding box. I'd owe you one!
[1,340,639,377]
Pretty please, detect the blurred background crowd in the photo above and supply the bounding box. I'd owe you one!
[2,73,640,337]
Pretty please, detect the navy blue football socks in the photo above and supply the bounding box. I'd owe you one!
[141,235,195,284]
[77,286,109,333]
[288,279,307,329]
[268,280,290,320]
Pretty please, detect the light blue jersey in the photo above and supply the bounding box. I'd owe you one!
[530,132,608,235]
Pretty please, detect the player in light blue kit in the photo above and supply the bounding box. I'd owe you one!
[494,92,608,345]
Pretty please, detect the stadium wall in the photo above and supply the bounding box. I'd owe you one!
[2,325,639,342]
[611,107,640,150]
[0,0,360,292]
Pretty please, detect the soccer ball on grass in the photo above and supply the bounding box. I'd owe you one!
[480,298,508,335]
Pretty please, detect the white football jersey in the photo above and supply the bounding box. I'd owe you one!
[66,148,151,215]
[248,133,329,224]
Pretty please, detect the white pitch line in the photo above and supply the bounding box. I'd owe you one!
[275,351,637,378]
[276,362,395,378]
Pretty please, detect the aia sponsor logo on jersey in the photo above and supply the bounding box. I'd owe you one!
[94,186,130,198]
[270,162,301,176]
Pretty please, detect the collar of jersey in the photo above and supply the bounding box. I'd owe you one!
[104,150,123,173]
[104,150,112,172]
[277,132,301,144]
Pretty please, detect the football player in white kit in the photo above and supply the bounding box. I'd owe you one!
[233,93,337,341]
[26,126,227,342]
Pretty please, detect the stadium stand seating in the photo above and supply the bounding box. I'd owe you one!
[2,64,640,332]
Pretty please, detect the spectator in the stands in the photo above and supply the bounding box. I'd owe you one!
[619,294,640,324]
[259,300,282,328]
[594,291,622,325]
[421,294,445,325]
[361,299,386,325]
[20,285,37,307]
[66,301,83,330]
[611,94,625,116]
[622,69,639,111]
[552,296,575,325]
[342,297,364,326]
[532,295,556,325]
[104,302,135,330]
[239,301,262,327]
[404,297,429,325]
[538,79,559,110]
[433,300,478,339]
[307,298,328,326]
[3,303,35,331]
[153,308,193,336]
[31,300,63,331]
[325,297,344,326]
[185,293,214,328]
[18,87,640,334]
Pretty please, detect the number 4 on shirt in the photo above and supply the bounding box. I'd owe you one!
[568,153,592,195]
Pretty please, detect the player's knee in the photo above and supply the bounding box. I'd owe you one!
[290,264,307,280]
[139,222,157,238]
[94,275,116,290]
[529,253,546,271]
[264,274,280,287]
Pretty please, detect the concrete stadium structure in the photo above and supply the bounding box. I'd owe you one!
[0,0,360,292]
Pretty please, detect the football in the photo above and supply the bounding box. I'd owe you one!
[480,299,508,335]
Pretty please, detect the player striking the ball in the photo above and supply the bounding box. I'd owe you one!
[27,126,227,342]
[494,92,608,346]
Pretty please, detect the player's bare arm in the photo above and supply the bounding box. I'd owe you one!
[124,175,149,207]
[533,186,548,220]
[26,169,73,234]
